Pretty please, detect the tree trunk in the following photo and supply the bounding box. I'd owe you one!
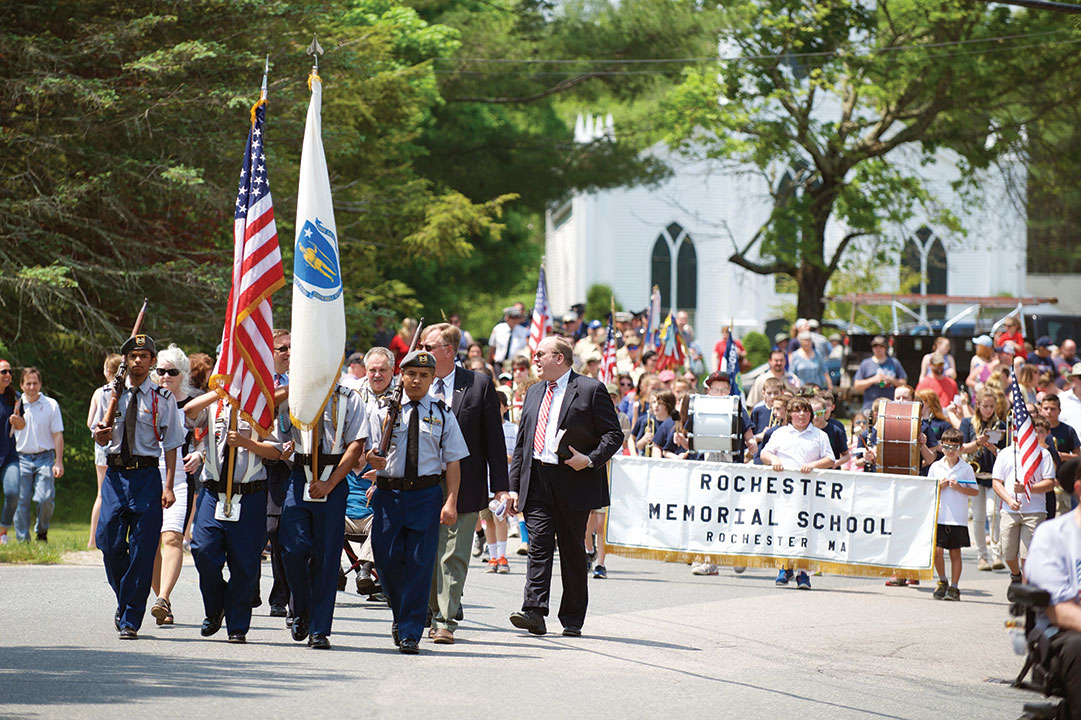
[795,262,828,320]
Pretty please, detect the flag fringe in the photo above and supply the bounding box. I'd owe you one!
[249,97,268,128]
[207,375,272,439]
[602,543,933,580]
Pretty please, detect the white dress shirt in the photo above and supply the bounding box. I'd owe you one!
[536,370,570,464]
[13,393,64,454]
[429,366,456,409]
[761,423,834,470]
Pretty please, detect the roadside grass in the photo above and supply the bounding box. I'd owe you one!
[0,521,92,564]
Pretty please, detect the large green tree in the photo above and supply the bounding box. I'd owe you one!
[662,0,1081,319]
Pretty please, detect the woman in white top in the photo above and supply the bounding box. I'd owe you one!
[149,345,201,626]
[85,354,121,549]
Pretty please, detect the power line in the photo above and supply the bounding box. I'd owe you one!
[435,28,1070,66]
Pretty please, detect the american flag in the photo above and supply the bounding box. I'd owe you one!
[209,90,285,436]
[527,266,552,357]
[599,314,618,384]
[1009,372,1038,500]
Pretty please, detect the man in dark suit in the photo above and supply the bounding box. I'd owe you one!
[508,336,623,637]
[421,323,509,644]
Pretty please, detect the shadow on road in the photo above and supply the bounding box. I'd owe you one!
[0,646,309,706]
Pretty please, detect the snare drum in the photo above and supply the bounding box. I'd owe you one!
[873,399,921,475]
[687,394,741,453]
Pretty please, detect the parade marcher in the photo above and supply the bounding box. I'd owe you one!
[92,335,186,639]
[262,329,292,619]
[9,367,65,542]
[277,377,368,649]
[421,323,509,644]
[507,336,623,637]
[86,354,122,549]
[184,389,282,643]
[0,359,18,544]
[366,350,469,654]
[149,345,201,627]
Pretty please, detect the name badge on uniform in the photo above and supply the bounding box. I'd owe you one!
[214,493,241,522]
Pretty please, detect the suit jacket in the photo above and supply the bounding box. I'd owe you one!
[509,371,623,511]
[449,367,509,513]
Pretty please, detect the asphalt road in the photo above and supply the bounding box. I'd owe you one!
[0,543,1035,719]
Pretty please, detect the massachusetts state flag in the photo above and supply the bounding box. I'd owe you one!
[1009,372,1038,500]
[209,81,285,436]
[527,266,552,357]
[599,315,618,384]
[289,68,345,430]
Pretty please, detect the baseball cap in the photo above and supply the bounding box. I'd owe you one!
[347,352,364,365]
[562,312,578,324]
[588,319,603,330]
[1036,336,1052,348]
[704,371,729,387]
[605,382,620,396]
[972,335,993,348]
[1069,363,1081,377]
[871,335,888,348]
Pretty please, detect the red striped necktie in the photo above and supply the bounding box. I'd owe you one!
[533,381,558,456]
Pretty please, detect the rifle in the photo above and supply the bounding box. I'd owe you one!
[99,298,149,431]
[377,317,425,456]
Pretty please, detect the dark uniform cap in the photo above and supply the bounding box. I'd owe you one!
[121,334,157,356]
[400,350,436,369]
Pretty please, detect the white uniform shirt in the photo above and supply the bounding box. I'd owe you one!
[1059,390,1081,438]
[928,458,978,526]
[368,395,469,477]
[992,445,1055,515]
[536,371,570,464]
[13,393,63,454]
[1026,511,1081,607]
[760,423,835,470]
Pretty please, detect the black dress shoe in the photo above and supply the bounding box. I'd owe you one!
[455,605,464,622]
[291,612,310,642]
[509,609,547,636]
[114,610,121,632]
[308,633,330,649]
[562,626,582,637]
[355,567,378,596]
[399,638,419,654]
[391,623,400,647]
[119,627,138,640]
[228,631,247,644]
[201,609,225,637]
[269,604,288,618]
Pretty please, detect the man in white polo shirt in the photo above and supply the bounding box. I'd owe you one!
[8,366,64,542]
[760,395,836,590]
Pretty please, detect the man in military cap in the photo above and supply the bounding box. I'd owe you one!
[275,375,368,650]
[92,334,186,640]
[366,349,469,654]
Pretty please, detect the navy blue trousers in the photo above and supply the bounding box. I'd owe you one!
[280,470,347,637]
[370,485,442,643]
[191,488,268,634]
[96,467,162,631]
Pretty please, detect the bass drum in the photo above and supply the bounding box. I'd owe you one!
[688,394,741,453]
[873,399,921,476]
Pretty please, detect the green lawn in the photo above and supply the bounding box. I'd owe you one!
[0,521,93,564]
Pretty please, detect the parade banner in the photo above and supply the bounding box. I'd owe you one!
[289,67,345,430]
[606,456,939,579]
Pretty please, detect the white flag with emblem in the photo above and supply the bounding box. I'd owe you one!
[289,69,345,430]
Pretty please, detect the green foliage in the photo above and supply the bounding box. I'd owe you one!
[742,331,772,369]
[585,283,621,324]
[661,0,1081,319]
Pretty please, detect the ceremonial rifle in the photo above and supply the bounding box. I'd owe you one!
[376,317,425,456]
[99,298,149,431]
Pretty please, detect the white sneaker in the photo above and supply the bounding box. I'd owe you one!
[691,563,719,576]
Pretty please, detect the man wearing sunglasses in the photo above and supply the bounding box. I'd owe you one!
[91,334,186,639]
[421,323,508,644]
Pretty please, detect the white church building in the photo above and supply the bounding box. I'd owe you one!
[545,113,1028,367]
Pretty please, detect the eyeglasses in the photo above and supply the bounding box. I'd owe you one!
[0,369,10,375]
[421,343,450,352]
[626,344,640,350]
[274,344,291,353]
[155,368,180,377]
[813,409,825,416]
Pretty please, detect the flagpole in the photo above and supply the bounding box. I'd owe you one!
[223,406,238,517]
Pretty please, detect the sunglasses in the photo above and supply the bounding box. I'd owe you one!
[154,368,180,377]
[274,344,291,353]
[626,343,640,350]
[940,443,960,451]
[0,369,10,375]
[421,343,449,352]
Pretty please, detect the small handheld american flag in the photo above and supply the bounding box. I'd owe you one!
[599,314,618,384]
[1009,372,1038,500]
[527,266,551,358]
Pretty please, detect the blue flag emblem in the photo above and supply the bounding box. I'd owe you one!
[294,218,342,301]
